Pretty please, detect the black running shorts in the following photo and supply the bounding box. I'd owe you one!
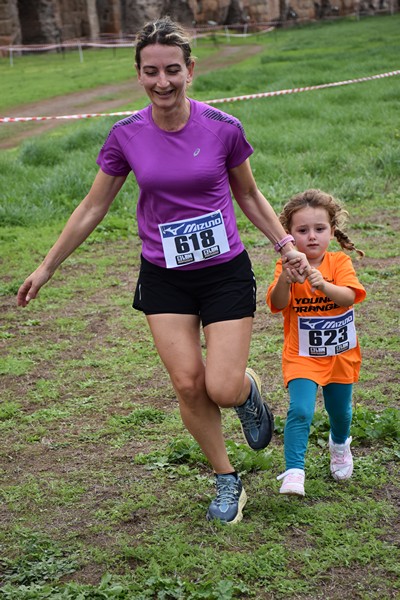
[133,250,256,327]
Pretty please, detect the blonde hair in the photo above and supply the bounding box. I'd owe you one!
[279,189,364,257]
[135,16,192,69]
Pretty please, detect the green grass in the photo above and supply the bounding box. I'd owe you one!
[193,15,400,97]
[0,14,399,600]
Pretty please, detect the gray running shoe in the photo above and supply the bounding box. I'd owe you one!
[234,368,274,450]
[206,473,247,524]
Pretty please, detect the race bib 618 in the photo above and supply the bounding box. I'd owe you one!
[159,210,230,268]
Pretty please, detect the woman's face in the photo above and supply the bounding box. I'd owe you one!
[136,43,194,110]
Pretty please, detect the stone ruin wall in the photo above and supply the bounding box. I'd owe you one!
[0,0,394,46]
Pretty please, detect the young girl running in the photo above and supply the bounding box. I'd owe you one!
[266,189,366,496]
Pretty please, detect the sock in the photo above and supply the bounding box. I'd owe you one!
[216,471,237,478]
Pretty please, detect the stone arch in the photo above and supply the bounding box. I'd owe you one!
[163,0,196,25]
[16,0,64,44]
[17,0,42,44]
[225,0,245,23]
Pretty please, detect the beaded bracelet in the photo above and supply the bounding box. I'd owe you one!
[274,234,295,253]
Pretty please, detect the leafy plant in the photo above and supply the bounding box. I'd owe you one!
[351,406,400,443]
[0,574,248,599]
[143,575,248,599]
[0,401,20,421]
[108,407,166,428]
[0,531,79,585]
[276,407,400,445]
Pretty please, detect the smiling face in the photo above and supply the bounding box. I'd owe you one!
[136,43,194,112]
[290,205,334,266]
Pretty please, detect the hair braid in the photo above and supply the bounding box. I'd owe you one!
[334,229,365,257]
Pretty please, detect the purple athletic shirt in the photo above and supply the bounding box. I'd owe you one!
[96,98,254,269]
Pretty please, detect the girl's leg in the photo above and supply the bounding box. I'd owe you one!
[322,383,353,444]
[323,383,353,481]
[285,379,318,470]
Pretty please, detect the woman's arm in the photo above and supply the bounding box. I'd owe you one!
[229,159,309,274]
[17,170,127,307]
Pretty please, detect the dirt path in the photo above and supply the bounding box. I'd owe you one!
[0,44,263,150]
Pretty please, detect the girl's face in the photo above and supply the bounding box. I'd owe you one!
[290,206,334,265]
[136,43,194,111]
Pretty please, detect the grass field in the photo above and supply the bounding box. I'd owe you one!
[0,14,399,600]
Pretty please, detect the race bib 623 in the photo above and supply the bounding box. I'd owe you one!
[298,309,357,357]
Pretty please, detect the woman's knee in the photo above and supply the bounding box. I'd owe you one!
[172,369,206,405]
[206,375,244,409]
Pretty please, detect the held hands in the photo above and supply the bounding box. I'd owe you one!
[281,258,326,294]
[17,265,53,307]
[281,250,310,284]
[307,267,326,293]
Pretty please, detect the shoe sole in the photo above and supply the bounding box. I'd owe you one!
[246,367,261,393]
[331,470,353,481]
[227,488,248,524]
[280,488,305,497]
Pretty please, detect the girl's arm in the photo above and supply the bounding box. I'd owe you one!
[269,269,292,310]
[228,160,310,275]
[308,268,356,306]
[17,170,127,307]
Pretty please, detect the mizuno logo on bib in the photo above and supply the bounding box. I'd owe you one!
[159,210,230,268]
[298,308,357,357]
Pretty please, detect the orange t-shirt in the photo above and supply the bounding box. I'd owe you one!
[266,251,366,387]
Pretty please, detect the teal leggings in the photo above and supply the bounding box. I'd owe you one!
[285,378,353,470]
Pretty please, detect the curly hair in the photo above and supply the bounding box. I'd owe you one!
[279,189,364,257]
[135,16,193,69]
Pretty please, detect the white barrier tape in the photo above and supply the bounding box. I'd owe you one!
[0,111,136,122]
[206,69,400,104]
[220,27,275,37]
[1,70,399,123]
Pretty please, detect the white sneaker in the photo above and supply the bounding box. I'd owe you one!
[329,435,353,481]
[277,468,305,496]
